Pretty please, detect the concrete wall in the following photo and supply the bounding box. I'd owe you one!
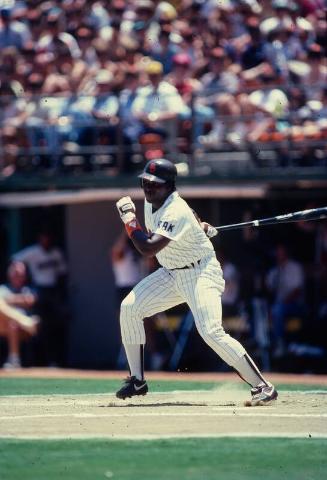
[65,199,144,368]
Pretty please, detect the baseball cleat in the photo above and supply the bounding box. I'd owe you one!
[116,376,148,399]
[244,382,278,407]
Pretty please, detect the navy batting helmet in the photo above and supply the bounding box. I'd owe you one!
[138,159,177,184]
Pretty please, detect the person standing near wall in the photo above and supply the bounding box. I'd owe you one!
[13,227,69,367]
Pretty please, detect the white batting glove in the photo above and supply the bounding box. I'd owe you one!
[201,222,218,238]
[206,225,218,238]
[116,196,136,224]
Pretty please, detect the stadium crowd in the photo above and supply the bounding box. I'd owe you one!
[0,0,326,174]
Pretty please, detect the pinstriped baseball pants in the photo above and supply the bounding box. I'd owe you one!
[120,256,246,367]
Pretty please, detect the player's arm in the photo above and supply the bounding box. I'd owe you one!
[191,209,218,238]
[116,196,170,257]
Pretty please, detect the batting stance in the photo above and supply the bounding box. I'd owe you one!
[115,158,278,406]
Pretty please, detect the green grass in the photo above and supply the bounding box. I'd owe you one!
[0,377,326,396]
[0,438,326,480]
[0,378,217,396]
[1,378,326,479]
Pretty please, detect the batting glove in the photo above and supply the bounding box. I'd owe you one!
[206,225,218,238]
[201,222,218,238]
[116,196,136,224]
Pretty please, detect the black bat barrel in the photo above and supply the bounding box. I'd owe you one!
[216,207,327,232]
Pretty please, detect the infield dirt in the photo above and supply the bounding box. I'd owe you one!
[1,371,326,439]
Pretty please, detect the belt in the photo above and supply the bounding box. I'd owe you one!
[170,259,201,270]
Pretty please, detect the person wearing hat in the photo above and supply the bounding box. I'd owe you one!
[132,60,189,145]
[167,53,198,97]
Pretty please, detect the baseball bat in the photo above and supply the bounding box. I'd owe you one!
[215,207,327,232]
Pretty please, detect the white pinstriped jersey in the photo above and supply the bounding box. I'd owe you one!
[144,191,215,269]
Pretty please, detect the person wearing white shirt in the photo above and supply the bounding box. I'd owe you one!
[132,60,189,143]
[13,229,69,366]
[0,261,37,369]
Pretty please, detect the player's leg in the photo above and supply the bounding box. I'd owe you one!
[178,265,277,405]
[117,268,183,399]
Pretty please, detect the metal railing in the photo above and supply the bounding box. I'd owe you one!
[0,85,326,177]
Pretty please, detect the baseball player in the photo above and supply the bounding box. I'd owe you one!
[115,158,278,406]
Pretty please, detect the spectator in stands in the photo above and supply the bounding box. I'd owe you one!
[0,79,28,175]
[240,17,269,71]
[118,67,144,168]
[53,37,89,93]
[91,37,118,74]
[199,92,247,150]
[302,43,327,101]
[0,0,326,176]
[99,19,127,62]
[247,67,289,119]
[270,0,299,22]
[13,227,69,367]
[311,7,327,55]
[167,53,200,100]
[150,25,180,75]
[133,0,156,32]
[0,3,31,50]
[63,0,97,34]
[0,46,22,85]
[0,80,27,128]
[132,60,189,144]
[266,244,306,358]
[74,26,98,67]
[167,52,214,146]
[25,7,44,43]
[201,47,241,96]
[91,69,120,131]
[0,261,37,369]
[0,125,19,176]
[37,7,80,59]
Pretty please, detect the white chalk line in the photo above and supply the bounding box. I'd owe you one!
[1,411,327,421]
[1,433,327,440]
[0,389,326,399]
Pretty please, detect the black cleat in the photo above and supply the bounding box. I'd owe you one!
[116,376,148,400]
[245,382,278,406]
